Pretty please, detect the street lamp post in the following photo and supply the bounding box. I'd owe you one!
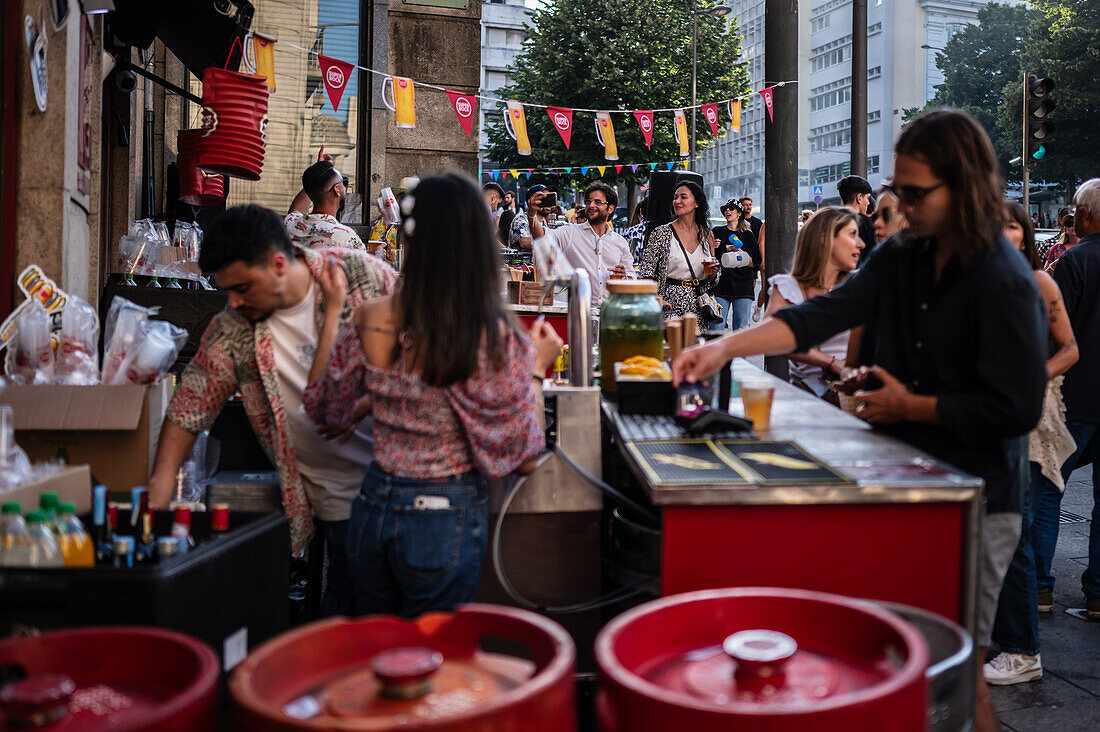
[691,3,731,168]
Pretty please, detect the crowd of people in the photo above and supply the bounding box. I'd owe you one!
[133,99,1099,732]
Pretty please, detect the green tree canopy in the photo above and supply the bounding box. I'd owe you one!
[1001,0,1100,191]
[484,0,750,192]
[922,2,1031,177]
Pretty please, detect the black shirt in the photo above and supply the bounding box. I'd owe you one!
[712,226,761,300]
[1053,232,1100,423]
[857,214,876,264]
[498,209,516,245]
[745,215,763,242]
[772,234,1046,514]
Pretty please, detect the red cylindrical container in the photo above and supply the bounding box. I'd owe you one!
[596,587,929,732]
[0,627,219,731]
[178,130,225,206]
[231,603,577,731]
[195,67,269,181]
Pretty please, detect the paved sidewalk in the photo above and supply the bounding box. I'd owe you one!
[991,466,1100,731]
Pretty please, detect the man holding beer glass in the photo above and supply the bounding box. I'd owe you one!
[529,181,635,306]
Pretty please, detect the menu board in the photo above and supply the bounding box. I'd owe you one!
[626,439,853,487]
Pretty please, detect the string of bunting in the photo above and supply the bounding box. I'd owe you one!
[242,32,794,160]
[484,161,696,181]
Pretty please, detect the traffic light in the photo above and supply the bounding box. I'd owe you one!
[1024,74,1056,163]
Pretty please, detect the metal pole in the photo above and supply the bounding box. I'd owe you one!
[691,0,698,168]
[142,56,155,219]
[763,0,798,379]
[850,0,867,177]
[1022,71,1030,211]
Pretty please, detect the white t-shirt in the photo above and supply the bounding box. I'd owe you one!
[768,273,850,382]
[667,231,710,280]
[543,222,635,306]
[267,281,373,520]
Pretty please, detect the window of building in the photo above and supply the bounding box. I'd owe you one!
[868,155,880,175]
[868,22,882,35]
[506,30,525,49]
[485,71,510,90]
[868,110,881,123]
[868,66,881,79]
[811,15,831,33]
[811,45,851,73]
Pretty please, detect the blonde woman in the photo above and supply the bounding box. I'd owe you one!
[766,207,864,398]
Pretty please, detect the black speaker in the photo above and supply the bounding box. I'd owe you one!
[643,170,704,245]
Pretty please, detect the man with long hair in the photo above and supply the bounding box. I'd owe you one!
[673,110,1046,732]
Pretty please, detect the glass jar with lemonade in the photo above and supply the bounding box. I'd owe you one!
[599,280,664,393]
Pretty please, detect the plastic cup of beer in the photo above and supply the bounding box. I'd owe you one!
[738,378,775,431]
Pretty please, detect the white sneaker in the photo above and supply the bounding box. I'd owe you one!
[983,653,1043,685]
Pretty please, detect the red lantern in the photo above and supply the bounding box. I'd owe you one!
[178,130,225,206]
[195,68,269,181]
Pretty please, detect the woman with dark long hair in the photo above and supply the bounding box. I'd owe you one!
[639,181,721,335]
[304,173,561,617]
[984,202,1077,686]
[712,199,761,333]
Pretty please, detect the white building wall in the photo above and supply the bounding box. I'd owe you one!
[697,0,1020,215]
[479,0,530,173]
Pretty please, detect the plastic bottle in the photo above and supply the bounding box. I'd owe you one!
[39,492,60,532]
[121,274,138,287]
[165,277,182,290]
[146,275,162,288]
[57,502,94,568]
[25,511,63,567]
[0,503,31,567]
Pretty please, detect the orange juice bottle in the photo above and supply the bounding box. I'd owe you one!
[57,502,95,567]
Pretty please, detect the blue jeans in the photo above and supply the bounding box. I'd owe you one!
[1031,420,1099,599]
[347,462,489,618]
[319,518,355,617]
[716,296,753,333]
[992,464,1040,655]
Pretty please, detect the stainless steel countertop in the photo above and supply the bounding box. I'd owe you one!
[604,359,983,506]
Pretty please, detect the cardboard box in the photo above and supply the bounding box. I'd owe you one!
[3,465,93,513]
[1,379,172,491]
[507,281,554,306]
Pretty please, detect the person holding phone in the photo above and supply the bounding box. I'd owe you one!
[639,181,721,335]
[529,181,635,307]
[673,110,1046,732]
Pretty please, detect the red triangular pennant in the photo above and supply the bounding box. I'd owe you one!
[615,165,623,174]
[701,103,720,138]
[445,89,477,138]
[759,87,775,122]
[633,110,654,150]
[546,107,574,149]
[318,55,354,113]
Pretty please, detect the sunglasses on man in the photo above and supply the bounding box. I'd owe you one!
[881,181,945,206]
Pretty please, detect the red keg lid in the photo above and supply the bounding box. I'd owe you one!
[0,673,75,722]
[370,646,443,686]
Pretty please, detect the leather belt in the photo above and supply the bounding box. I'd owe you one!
[666,277,700,289]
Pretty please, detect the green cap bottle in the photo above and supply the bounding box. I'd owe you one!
[1,503,20,515]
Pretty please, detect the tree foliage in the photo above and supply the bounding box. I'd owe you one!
[918,1,1099,191]
[483,0,750,189]
[1001,0,1100,190]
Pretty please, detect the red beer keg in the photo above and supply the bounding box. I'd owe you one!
[0,627,219,731]
[195,67,269,181]
[231,603,577,731]
[178,129,225,206]
[596,587,929,732]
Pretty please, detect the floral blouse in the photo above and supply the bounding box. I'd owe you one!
[304,324,543,480]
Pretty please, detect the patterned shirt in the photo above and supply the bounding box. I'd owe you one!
[1043,236,1073,274]
[284,212,366,250]
[304,325,543,480]
[509,211,532,248]
[166,245,397,554]
[623,221,648,262]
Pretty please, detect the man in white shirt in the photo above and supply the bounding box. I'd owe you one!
[285,148,366,250]
[530,181,635,306]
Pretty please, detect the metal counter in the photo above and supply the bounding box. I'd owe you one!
[603,358,983,637]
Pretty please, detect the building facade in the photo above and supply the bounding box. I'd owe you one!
[479,0,529,175]
[697,0,1018,216]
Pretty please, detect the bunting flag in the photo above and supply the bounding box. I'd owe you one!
[650,163,658,171]
[445,89,477,138]
[524,171,531,179]
[565,167,572,173]
[729,100,741,133]
[318,55,354,113]
[673,109,689,157]
[502,171,509,180]
[631,164,639,173]
[597,166,606,176]
[702,103,720,139]
[759,87,775,122]
[615,165,622,174]
[509,168,519,178]
[666,162,675,170]
[633,110,655,150]
[251,33,277,92]
[580,166,589,176]
[595,112,618,161]
[546,107,574,149]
